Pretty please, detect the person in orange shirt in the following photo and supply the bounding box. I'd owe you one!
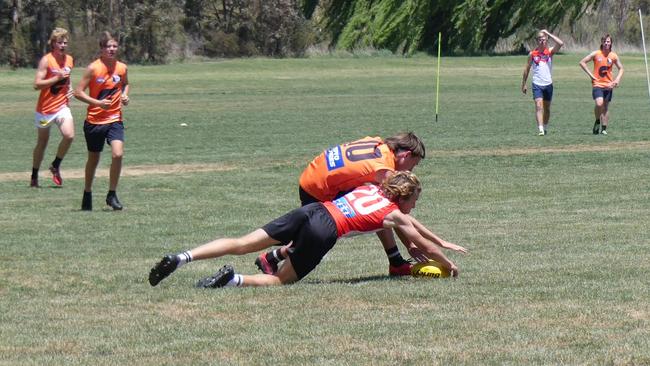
[31,28,74,187]
[148,172,465,288]
[74,31,130,210]
[579,34,624,135]
[255,132,449,277]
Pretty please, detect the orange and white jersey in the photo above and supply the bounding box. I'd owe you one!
[35,53,73,114]
[591,50,618,88]
[299,137,396,202]
[86,58,127,124]
[324,184,399,238]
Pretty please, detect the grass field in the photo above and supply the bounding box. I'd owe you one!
[1,53,649,365]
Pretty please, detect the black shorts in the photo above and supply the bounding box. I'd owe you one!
[262,203,338,280]
[84,121,124,152]
[592,87,613,102]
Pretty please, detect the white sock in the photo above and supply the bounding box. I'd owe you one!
[538,125,544,132]
[225,274,243,287]
[176,251,192,268]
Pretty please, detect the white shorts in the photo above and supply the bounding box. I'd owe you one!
[34,106,73,129]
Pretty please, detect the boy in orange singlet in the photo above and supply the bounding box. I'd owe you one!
[148,172,466,288]
[31,28,74,187]
[74,31,130,210]
[521,29,563,136]
[579,34,624,135]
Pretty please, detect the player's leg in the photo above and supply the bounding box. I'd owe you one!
[49,114,74,186]
[81,122,104,211]
[600,99,610,134]
[534,97,545,135]
[149,229,280,286]
[542,84,553,134]
[31,127,50,187]
[592,88,604,134]
[377,229,411,276]
[106,123,125,210]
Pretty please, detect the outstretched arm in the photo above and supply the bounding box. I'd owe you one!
[384,211,458,276]
[408,216,468,254]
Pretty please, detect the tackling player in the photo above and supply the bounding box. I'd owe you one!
[148,171,466,288]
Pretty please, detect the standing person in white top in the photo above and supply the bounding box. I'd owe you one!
[521,29,564,136]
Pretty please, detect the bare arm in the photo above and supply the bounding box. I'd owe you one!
[384,211,458,276]
[409,216,468,253]
[611,58,624,88]
[579,52,597,81]
[74,66,111,110]
[542,29,564,54]
[521,54,532,94]
[121,68,130,105]
[33,56,69,90]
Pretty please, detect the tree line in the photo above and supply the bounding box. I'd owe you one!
[2,0,648,67]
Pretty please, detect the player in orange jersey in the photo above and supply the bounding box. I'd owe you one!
[521,29,563,136]
[149,171,466,288]
[31,28,74,187]
[74,31,130,211]
[579,34,624,135]
[256,133,430,277]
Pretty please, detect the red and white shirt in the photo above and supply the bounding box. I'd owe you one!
[323,184,399,238]
[531,48,553,86]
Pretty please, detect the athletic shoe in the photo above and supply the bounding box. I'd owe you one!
[30,178,39,188]
[538,131,545,136]
[196,265,235,288]
[592,123,600,135]
[255,253,278,274]
[601,130,608,135]
[106,194,123,210]
[81,191,92,211]
[149,255,179,286]
[389,262,413,276]
[49,165,62,186]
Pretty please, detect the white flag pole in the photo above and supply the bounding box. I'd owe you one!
[640,9,650,107]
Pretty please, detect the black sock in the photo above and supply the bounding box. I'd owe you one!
[594,119,600,125]
[601,125,607,131]
[265,248,285,264]
[31,168,38,180]
[108,190,117,197]
[51,157,62,169]
[385,246,408,267]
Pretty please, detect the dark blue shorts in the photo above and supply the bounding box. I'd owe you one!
[262,203,338,280]
[83,121,124,152]
[532,83,553,101]
[592,87,613,102]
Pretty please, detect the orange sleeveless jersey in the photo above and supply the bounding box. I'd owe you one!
[86,59,127,124]
[35,53,73,114]
[323,184,399,238]
[299,137,396,202]
[591,50,618,88]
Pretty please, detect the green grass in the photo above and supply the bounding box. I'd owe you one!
[1,54,649,365]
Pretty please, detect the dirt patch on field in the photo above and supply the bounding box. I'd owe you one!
[429,141,650,157]
[1,141,648,182]
[0,162,239,182]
